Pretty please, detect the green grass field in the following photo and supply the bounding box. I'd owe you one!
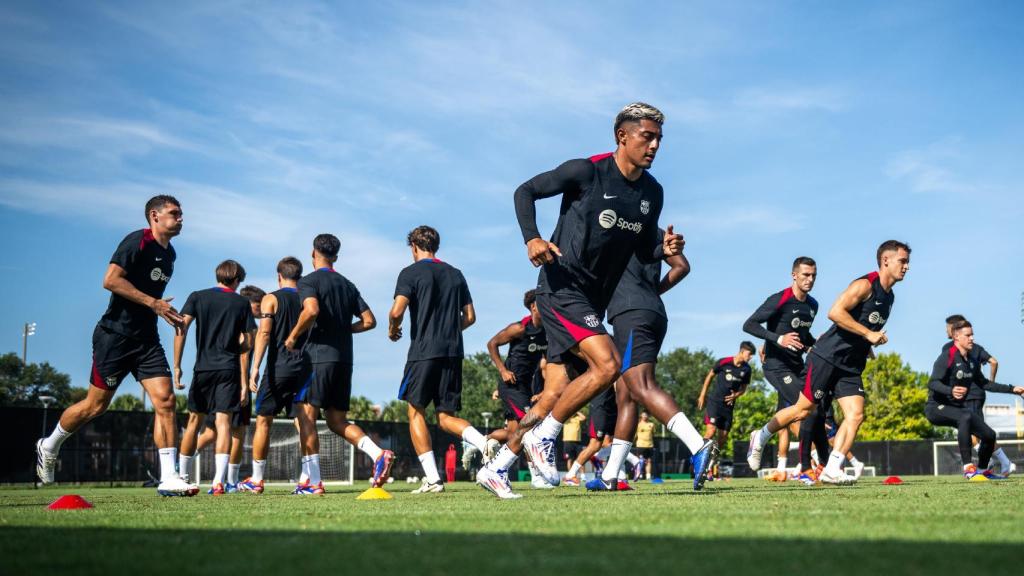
[1,477,1021,576]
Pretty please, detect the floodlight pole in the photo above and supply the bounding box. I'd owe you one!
[23,322,36,364]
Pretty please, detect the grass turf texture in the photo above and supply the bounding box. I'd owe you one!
[2,477,1021,576]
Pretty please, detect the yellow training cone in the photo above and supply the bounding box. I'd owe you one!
[969,474,990,483]
[357,487,393,500]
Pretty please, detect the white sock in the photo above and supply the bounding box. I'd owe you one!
[626,452,640,466]
[41,423,71,453]
[357,436,384,461]
[993,448,1011,470]
[179,454,194,482]
[568,461,582,477]
[307,454,322,485]
[213,453,229,485]
[252,459,266,483]
[461,426,488,452]
[227,463,240,485]
[758,424,773,448]
[299,458,310,484]
[489,445,519,472]
[602,439,632,482]
[158,448,177,482]
[667,412,705,454]
[825,451,845,474]
[534,415,563,440]
[418,451,441,484]
[777,457,788,471]
[848,455,862,467]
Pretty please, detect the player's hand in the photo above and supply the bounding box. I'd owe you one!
[249,373,259,393]
[499,368,516,384]
[152,297,184,328]
[240,388,249,406]
[530,394,541,403]
[864,330,888,346]
[388,325,403,342]
[662,225,684,257]
[173,367,184,390]
[952,385,968,400]
[1012,386,1024,396]
[285,336,297,351]
[697,394,705,410]
[777,332,804,351]
[491,389,499,401]
[527,238,562,267]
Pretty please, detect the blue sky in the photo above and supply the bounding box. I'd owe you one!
[1,1,1022,408]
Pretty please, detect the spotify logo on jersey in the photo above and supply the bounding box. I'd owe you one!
[598,209,618,229]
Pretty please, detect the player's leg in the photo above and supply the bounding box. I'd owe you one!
[196,417,217,452]
[747,358,828,471]
[506,359,573,453]
[210,411,232,494]
[600,376,637,485]
[139,374,188,492]
[227,424,246,491]
[294,402,320,492]
[926,403,976,476]
[178,411,205,482]
[820,382,863,484]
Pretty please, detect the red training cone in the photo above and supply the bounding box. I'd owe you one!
[48,495,94,510]
[882,476,903,485]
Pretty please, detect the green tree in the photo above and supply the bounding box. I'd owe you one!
[109,393,145,411]
[857,352,934,440]
[348,395,380,420]
[379,399,409,422]
[175,393,188,413]
[0,353,74,407]
[729,382,777,457]
[68,387,89,404]
[655,347,717,430]
[459,352,502,428]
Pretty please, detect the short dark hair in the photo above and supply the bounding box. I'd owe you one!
[407,225,440,253]
[215,259,246,285]
[952,319,973,334]
[523,289,537,309]
[876,240,911,266]
[313,234,340,260]
[945,314,966,326]
[239,285,266,304]
[792,256,816,270]
[144,195,180,223]
[277,256,303,281]
[740,341,756,354]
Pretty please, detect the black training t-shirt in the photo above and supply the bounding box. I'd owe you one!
[606,233,666,321]
[810,272,894,374]
[267,287,305,378]
[709,357,752,402]
[928,345,1012,406]
[182,287,254,372]
[743,287,819,372]
[514,153,664,311]
[941,340,992,401]
[504,316,547,383]
[394,259,472,361]
[297,268,368,365]
[98,229,175,342]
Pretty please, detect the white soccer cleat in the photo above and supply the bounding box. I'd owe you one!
[746,430,765,472]
[818,468,857,485]
[461,441,480,470]
[522,430,560,486]
[1005,462,1017,477]
[36,439,57,485]
[851,460,865,480]
[531,471,555,490]
[483,438,501,464]
[476,466,522,500]
[411,478,445,494]
[157,475,199,497]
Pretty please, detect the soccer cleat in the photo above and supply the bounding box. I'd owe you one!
[691,439,719,491]
[522,430,560,486]
[851,460,865,480]
[461,441,480,470]
[483,438,501,464]
[962,464,979,480]
[35,439,57,485]
[209,482,226,495]
[291,482,314,495]
[476,466,520,499]
[633,457,645,481]
[585,477,617,491]
[1000,462,1017,478]
[819,469,856,485]
[531,473,556,490]
[981,468,1008,481]
[371,450,395,488]
[309,482,326,495]
[796,468,820,486]
[746,430,764,471]
[225,483,239,494]
[157,476,198,497]
[237,478,264,494]
[411,478,445,494]
[765,470,788,483]
[616,480,633,491]
[562,475,580,487]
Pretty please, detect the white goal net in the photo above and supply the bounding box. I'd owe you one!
[932,438,1024,476]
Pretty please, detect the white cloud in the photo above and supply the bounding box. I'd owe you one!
[734,86,847,113]
[885,138,975,194]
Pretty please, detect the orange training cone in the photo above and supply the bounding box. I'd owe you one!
[882,476,903,485]
[48,495,94,510]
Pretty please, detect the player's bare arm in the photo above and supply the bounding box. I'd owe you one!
[388,295,409,341]
[286,296,319,350]
[697,369,714,410]
[249,293,276,392]
[103,263,183,328]
[460,303,476,331]
[828,278,885,346]
[487,321,527,384]
[658,251,690,295]
[352,308,377,334]
[172,315,194,389]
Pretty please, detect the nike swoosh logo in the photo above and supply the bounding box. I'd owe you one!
[603,193,618,199]
[874,301,883,305]
[155,257,163,261]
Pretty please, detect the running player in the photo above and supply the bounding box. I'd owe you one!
[697,343,755,477]
[586,231,714,492]
[286,234,393,495]
[175,260,254,495]
[389,226,489,494]
[35,196,192,496]
[478,102,687,499]
[742,257,820,482]
[747,240,912,485]
[925,319,1024,479]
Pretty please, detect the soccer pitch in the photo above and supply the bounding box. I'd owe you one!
[2,477,1020,575]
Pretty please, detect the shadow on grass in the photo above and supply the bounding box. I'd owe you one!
[0,526,1012,576]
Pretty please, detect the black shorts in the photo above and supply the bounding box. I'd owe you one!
[255,372,305,417]
[705,400,735,431]
[801,355,864,403]
[536,290,607,361]
[232,394,252,427]
[89,325,171,390]
[611,310,667,371]
[638,447,654,459]
[296,362,352,412]
[965,398,985,417]
[588,387,617,440]
[764,365,802,410]
[188,369,241,415]
[399,357,462,413]
[563,440,583,462]
[498,379,532,422]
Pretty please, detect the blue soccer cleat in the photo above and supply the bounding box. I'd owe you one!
[225,482,238,494]
[371,450,395,488]
[690,439,719,491]
[585,477,617,492]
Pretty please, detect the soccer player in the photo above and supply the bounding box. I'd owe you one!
[634,411,655,480]
[925,319,1023,479]
[587,232,714,492]
[747,240,912,485]
[742,257,820,482]
[697,343,755,474]
[35,196,192,496]
[389,226,489,494]
[285,234,393,495]
[239,258,306,494]
[477,102,687,499]
[175,260,254,495]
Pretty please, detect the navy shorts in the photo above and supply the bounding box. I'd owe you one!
[764,365,803,410]
[188,369,241,415]
[399,357,463,413]
[611,309,667,371]
[255,372,305,417]
[588,386,617,440]
[705,400,735,432]
[297,362,352,412]
[802,355,863,403]
[536,290,607,361]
